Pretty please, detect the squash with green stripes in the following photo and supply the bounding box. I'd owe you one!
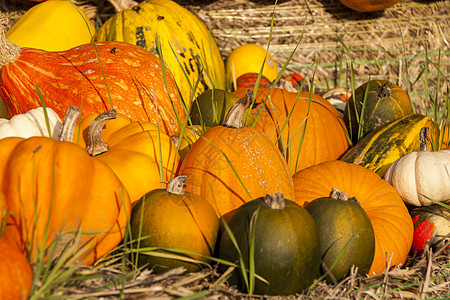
[341,114,439,177]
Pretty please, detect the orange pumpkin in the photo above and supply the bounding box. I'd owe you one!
[292,160,413,276]
[441,124,449,150]
[338,0,401,12]
[0,106,131,265]
[178,91,295,219]
[0,18,185,138]
[73,109,180,205]
[233,85,350,174]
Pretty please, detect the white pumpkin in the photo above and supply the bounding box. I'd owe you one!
[0,107,62,139]
[384,127,450,206]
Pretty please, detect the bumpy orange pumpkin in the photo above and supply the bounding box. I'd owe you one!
[338,0,401,12]
[0,106,131,265]
[74,109,180,204]
[233,84,350,174]
[292,160,413,276]
[0,18,185,138]
[178,92,295,219]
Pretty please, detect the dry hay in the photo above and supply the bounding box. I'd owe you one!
[35,244,450,299]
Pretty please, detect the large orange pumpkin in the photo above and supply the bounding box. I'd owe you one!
[233,85,350,174]
[0,18,185,138]
[0,106,131,265]
[178,91,295,219]
[292,160,413,276]
[73,109,180,205]
[338,0,401,12]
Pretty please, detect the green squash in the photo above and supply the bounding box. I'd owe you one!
[304,188,375,283]
[190,88,254,127]
[341,114,440,177]
[219,193,320,296]
[344,79,412,144]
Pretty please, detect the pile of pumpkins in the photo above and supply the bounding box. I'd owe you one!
[0,0,448,298]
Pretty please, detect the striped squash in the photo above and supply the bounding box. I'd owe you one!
[341,114,439,177]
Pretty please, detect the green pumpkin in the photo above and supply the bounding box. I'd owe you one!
[219,193,320,296]
[304,188,375,283]
[190,88,255,127]
[344,79,412,144]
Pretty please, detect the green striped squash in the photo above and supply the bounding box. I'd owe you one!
[341,114,439,177]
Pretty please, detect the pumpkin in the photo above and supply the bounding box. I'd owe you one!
[218,193,321,295]
[384,127,450,206]
[6,0,95,51]
[0,106,131,265]
[233,84,350,174]
[95,0,226,109]
[343,79,412,144]
[342,113,440,177]
[0,106,61,139]
[410,204,450,255]
[190,88,244,128]
[304,188,375,282]
[0,18,185,138]
[441,123,449,150]
[178,91,295,219]
[177,125,206,163]
[73,109,180,205]
[130,176,219,273]
[226,44,278,91]
[234,73,272,91]
[0,236,33,300]
[292,160,414,276]
[338,0,401,12]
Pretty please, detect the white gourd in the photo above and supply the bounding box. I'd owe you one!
[384,127,450,206]
[0,107,62,139]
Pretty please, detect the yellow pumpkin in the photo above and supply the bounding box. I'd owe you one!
[6,0,95,51]
[74,109,180,204]
[95,0,226,109]
[0,106,131,265]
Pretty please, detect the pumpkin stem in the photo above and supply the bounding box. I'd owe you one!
[223,90,253,128]
[58,106,81,142]
[329,188,360,205]
[0,17,21,67]
[86,109,117,156]
[167,176,187,195]
[107,0,138,11]
[377,81,391,98]
[419,127,430,152]
[262,193,286,210]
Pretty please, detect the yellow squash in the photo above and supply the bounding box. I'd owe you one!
[6,0,95,51]
[94,0,226,109]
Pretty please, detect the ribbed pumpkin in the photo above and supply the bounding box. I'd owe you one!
[0,106,61,139]
[130,176,219,273]
[304,188,375,282]
[344,79,412,144]
[0,18,185,138]
[338,0,401,12]
[95,0,226,108]
[292,160,413,276]
[219,193,320,295]
[0,236,33,300]
[0,106,131,265]
[342,114,440,177]
[178,91,295,219]
[73,109,180,205]
[6,0,95,51]
[233,85,350,174]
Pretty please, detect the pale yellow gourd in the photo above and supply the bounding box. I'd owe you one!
[384,127,450,206]
[0,107,61,139]
[6,0,95,51]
